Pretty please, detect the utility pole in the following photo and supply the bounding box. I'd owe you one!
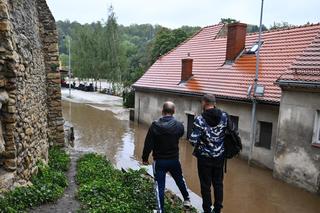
[248,0,264,164]
[68,36,72,98]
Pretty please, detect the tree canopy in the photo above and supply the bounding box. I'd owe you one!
[57,9,200,87]
[270,21,295,30]
[220,17,268,33]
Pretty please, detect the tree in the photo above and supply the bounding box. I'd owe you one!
[56,15,200,88]
[270,21,295,30]
[220,18,268,33]
[59,53,68,67]
[220,18,239,24]
[57,20,81,54]
[172,29,188,44]
[179,25,201,36]
[150,27,189,64]
[71,24,98,78]
[104,5,124,84]
[247,24,268,33]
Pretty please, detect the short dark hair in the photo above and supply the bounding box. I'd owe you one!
[202,94,216,104]
[162,101,175,115]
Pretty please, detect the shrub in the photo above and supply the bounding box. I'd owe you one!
[48,146,71,172]
[0,147,70,213]
[123,90,135,108]
[76,153,197,213]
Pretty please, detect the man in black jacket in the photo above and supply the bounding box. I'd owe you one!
[142,101,190,212]
[189,94,228,213]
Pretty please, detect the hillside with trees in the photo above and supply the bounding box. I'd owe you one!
[57,6,200,89]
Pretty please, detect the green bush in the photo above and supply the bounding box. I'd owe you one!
[76,153,197,213]
[123,90,135,108]
[48,146,71,172]
[0,147,70,213]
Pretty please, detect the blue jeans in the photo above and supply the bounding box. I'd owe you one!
[155,159,190,212]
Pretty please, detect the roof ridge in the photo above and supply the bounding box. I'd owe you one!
[202,23,225,29]
[156,23,224,60]
[246,22,320,36]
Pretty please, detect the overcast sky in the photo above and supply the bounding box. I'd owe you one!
[47,0,320,28]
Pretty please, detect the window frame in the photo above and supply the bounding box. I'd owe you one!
[312,110,320,147]
[247,41,264,54]
[255,121,273,150]
[229,115,239,130]
[185,112,195,140]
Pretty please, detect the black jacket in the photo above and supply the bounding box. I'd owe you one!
[142,116,184,161]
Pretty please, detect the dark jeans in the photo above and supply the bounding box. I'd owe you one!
[155,159,190,212]
[197,157,224,213]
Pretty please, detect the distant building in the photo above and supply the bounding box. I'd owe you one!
[133,23,320,193]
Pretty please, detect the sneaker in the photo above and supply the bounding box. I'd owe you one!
[183,200,191,209]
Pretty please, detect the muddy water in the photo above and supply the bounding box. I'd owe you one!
[62,101,320,213]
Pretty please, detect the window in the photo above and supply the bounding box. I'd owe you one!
[247,41,264,54]
[186,114,195,139]
[256,121,273,149]
[312,110,320,145]
[250,43,259,52]
[230,115,239,130]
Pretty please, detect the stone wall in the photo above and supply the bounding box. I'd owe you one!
[134,90,279,169]
[274,89,320,193]
[0,0,64,191]
[37,0,64,146]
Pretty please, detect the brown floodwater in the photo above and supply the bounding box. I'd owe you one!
[62,101,320,213]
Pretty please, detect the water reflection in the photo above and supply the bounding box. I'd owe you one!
[62,101,320,213]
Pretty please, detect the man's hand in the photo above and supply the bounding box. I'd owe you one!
[142,160,149,165]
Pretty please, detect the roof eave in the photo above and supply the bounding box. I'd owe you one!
[276,80,320,89]
[133,85,279,106]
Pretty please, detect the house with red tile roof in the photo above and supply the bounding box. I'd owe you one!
[274,32,320,193]
[133,23,320,193]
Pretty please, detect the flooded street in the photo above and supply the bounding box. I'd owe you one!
[62,92,320,213]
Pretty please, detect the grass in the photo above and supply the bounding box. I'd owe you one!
[0,147,70,213]
[76,153,197,213]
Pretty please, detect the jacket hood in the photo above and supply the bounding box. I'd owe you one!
[153,116,180,135]
[202,108,222,127]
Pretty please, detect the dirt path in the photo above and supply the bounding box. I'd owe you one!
[30,150,81,213]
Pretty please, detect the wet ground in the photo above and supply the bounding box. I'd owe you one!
[61,90,320,213]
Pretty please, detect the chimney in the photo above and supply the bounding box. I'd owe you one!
[226,23,247,62]
[181,58,193,82]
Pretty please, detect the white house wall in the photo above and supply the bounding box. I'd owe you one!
[135,90,279,169]
[274,89,320,193]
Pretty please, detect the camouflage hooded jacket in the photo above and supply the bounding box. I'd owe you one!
[189,108,228,158]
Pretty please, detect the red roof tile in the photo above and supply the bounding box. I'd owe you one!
[278,71,320,84]
[134,23,320,103]
[277,32,320,84]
